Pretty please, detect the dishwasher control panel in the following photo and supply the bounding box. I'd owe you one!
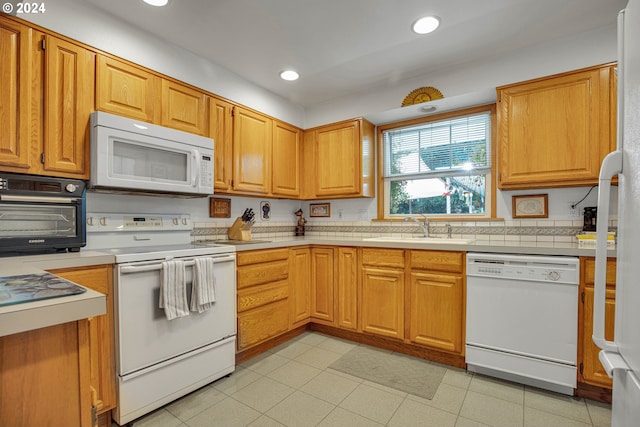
[467,253,579,285]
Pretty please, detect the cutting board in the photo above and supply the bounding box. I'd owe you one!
[0,273,86,307]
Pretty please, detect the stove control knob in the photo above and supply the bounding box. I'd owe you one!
[99,217,107,226]
[65,183,77,193]
[547,271,561,281]
[86,217,94,226]
[172,218,179,225]
[181,218,188,225]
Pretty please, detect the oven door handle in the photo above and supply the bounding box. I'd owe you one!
[119,255,235,274]
[0,195,77,203]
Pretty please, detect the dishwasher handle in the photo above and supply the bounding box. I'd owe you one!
[592,150,622,353]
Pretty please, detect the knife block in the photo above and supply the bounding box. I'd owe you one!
[227,217,252,241]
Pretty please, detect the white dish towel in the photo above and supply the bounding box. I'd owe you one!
[159,259,189,320]
[191,257,216,313]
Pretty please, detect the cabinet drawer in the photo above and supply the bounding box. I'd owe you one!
[361,248,404,268]
[237,299,289,351]
[583,258,616,286]
[410,251,464,274]
[237,248,289,266]
[237,280,289,313]
[237,260,289,289]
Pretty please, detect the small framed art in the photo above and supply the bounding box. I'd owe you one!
[209,197,231,218]
[512,194,548,219]
[309,203,331,218]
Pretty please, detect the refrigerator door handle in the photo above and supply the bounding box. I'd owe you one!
[593,150,622,353]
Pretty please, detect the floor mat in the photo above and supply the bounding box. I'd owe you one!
[329,345,446,400]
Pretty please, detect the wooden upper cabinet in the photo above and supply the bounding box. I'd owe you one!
[161,80,208,136]
[210,96,234,191]
[43,35,95,178]
[96,55,160,123]
[233,106,272,194]
[272,120,301,197]
[0,18,35,171]
[497,64,616,189]
[303,118,375,199]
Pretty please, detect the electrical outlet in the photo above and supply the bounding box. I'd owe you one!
[568,202,580,218]
[338,209,344,219]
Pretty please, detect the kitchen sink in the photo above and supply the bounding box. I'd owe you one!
[363,236,475,245]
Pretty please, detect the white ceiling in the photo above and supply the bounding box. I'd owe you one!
[82,0,626,108]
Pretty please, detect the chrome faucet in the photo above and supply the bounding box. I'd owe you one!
[404,214,429,237]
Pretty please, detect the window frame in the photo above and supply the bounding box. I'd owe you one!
[376,104,497,220]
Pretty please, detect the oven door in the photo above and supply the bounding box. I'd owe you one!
[115,253,236,376]
[0,197,85,253]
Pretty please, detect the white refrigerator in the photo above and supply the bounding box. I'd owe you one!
[594,0,640,426]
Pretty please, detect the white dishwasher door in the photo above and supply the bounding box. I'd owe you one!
[466,274,578,363]
[466,253,579,394]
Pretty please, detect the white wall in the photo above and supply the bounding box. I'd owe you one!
[304,24,617,128]
[86,192,302,223]
[25,4,619,222]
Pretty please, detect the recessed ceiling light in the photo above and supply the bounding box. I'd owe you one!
[419,105,437,113]
[412,16,440,34]
[280,70,300,81]
[143,0,169,6]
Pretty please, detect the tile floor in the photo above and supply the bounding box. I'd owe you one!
[120,332,612,427]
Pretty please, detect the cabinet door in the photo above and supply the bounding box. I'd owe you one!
[50,266,116,415]
[210,97,234,191]
[498,65,614,189]
[272,120,301,197]
[161,80,208,135]
[336,247,358,330]
[409,271,464,354]
[290,248,311,326]
[0,18,35,171]
[581,285,615,388]
[313,120,361,196]
[361,266,404,339]
[0,321,92,427]
[233,107,272,194]
[311,248,334,322]
[96,55,160,123]
[43,35,94,178]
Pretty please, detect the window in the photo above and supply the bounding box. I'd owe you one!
[378,106,495,219]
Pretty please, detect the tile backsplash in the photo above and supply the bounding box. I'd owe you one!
[192,219,618,244]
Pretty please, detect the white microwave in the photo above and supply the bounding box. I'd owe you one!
[89,111,214,197]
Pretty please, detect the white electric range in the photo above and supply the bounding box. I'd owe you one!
[86,213,236,426]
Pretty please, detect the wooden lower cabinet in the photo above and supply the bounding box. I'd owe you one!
[290,247,311,327]
[579,257,616,391]
[49,265,116,418]
[0,320,92,427]
[336,247,358,330]
[311,247,334,323]
[236,249,290,351]
[409,271,464,353]
[408,250,465,355]
[360,249,405,340]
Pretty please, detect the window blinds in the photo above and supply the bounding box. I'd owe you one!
[383,112,491,179]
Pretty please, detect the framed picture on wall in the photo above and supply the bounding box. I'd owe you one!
[512,194,548,219]
[310,203,331,217]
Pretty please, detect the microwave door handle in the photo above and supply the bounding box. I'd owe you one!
[191,150,199,186]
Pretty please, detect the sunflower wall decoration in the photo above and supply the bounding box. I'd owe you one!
[401,86,444,106]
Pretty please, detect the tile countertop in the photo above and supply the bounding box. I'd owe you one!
[0,251,114,337]
[199,236,617,258]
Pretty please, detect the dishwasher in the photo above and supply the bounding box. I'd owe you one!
[466,253,579,395]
